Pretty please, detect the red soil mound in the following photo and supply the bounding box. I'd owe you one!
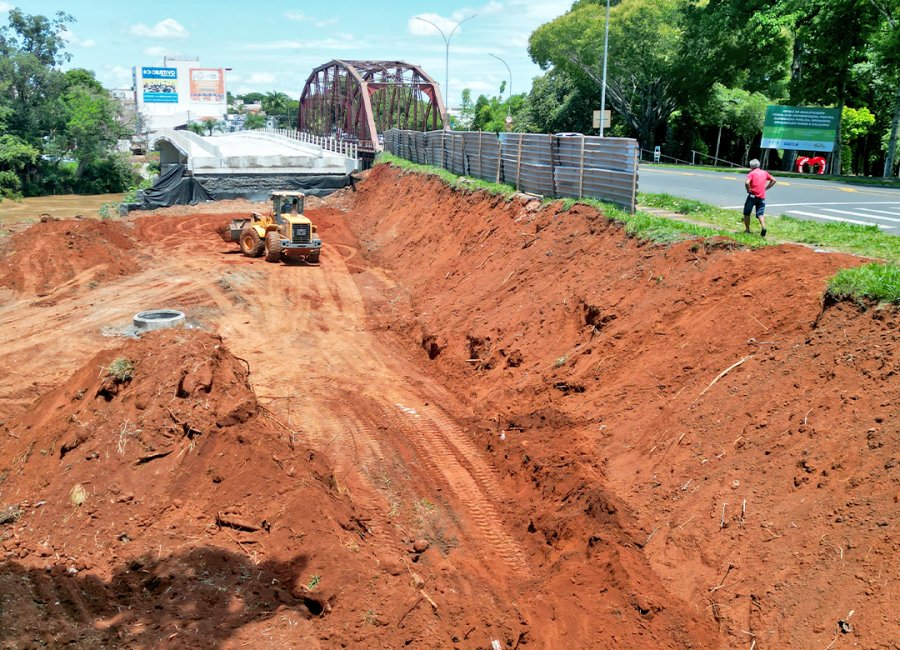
[0,217,139,295]
[347,164,899,647]
[0,329,382,648]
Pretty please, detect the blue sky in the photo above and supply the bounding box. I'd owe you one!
[4,1,573,107]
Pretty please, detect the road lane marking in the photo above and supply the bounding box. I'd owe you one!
[855,207,900,218]
[786,210,888,228]
[820,208,900,222]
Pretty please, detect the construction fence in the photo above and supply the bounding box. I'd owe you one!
[383,129,639,212]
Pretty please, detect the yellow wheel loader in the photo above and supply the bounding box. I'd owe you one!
[221,191,322,264]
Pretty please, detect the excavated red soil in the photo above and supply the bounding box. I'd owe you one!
[0,218,139,296]
[0,164,896,649]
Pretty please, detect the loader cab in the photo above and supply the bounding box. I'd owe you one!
[271,192,305,225]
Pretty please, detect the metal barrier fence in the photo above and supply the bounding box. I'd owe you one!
[384,129,639,212]
[265,128,358,159]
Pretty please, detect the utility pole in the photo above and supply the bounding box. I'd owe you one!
[599,0,611,137]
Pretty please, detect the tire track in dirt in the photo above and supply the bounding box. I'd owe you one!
[373,394,528,574]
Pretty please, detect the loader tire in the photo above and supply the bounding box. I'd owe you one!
[306,250,320,264]
[264,231,283,263]
[239,228,263,257]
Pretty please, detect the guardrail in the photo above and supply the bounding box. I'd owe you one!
[639,148,693,165]
[385,129,639,212]
[639,148,743,168]
[263,128,358,160]
[690,150,741,167]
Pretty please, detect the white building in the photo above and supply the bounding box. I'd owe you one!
[132,56,229,131]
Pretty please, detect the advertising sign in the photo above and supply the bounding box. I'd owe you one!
[190,68,225,103]
[760,105,840,152]
[141,67,178,104]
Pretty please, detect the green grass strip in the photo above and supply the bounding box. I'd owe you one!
[639,193,900,264]
[826,262,900,305]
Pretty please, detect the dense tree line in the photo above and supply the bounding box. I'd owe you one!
[461,0,900,177]
[0,9,136,198]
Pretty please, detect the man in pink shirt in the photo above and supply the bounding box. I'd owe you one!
[743,159,776,237]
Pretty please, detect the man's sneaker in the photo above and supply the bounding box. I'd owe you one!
[760,228,767,238]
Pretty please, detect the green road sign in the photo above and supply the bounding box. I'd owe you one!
[760,106,840,152]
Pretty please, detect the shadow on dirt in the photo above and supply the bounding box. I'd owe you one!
[0,547,323,648]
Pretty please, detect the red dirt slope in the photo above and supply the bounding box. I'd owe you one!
[347,164,899,649]
[0,330,386,648]
[0,217,139,296]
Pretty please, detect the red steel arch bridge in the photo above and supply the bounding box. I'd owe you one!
[298,60,446,162]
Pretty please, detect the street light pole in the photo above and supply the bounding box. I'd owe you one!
[489,53,512,123]
[415,14,476,126]
[599,0,610,137]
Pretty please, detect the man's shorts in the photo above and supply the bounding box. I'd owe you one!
[743,194,766,218]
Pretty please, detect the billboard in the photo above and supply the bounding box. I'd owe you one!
[190,68,225,103]
[760,106,840,152]
[141,67,178,104]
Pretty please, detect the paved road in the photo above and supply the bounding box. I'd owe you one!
[638,166,900,235]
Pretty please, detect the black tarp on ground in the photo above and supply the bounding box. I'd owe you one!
[197,173,356,201]
[122,166,357,213]
[139,164,213,210]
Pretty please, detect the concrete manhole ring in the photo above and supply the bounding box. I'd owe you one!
[133,309,186,332]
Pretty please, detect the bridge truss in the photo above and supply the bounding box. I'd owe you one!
[298,60,446,155]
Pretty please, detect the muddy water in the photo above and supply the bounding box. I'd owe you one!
[0,193,124,226]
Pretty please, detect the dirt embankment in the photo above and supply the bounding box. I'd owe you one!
[0,218,139,296]
[0,166,895,649]
[0,329,374,647]
[347,165,898,648]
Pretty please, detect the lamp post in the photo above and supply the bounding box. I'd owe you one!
[599,0,610,137]
[489,53,512,127]
[415,13,476,123]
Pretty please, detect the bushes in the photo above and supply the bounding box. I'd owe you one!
[24,153,138,196]
[76,153,138,194]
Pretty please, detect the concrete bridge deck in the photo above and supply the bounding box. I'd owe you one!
[149,129,358,175]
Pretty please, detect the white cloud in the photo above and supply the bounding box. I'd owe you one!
[142,46,177,57]
[106,65,135,88]
[504,0,570,22]
[457,2,503,19]
[408,13,461,37]
[283,11,337,28]
[0,2,12,12]
[129,18,189,40]
[243,35,360,51]
[60,29,96,48]
[249,72,276,84]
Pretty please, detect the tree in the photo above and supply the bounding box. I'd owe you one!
[0,134,39,197]
[529,0,686,147]
[522,68,595,134]
[262,91,296,127]
[870,0,900,176]
[457,88,475,129]
[0,10,135,194]
[201,117,222,136]
[841,106,876,173]
[244,113,266,130]
[783,0,879,173]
